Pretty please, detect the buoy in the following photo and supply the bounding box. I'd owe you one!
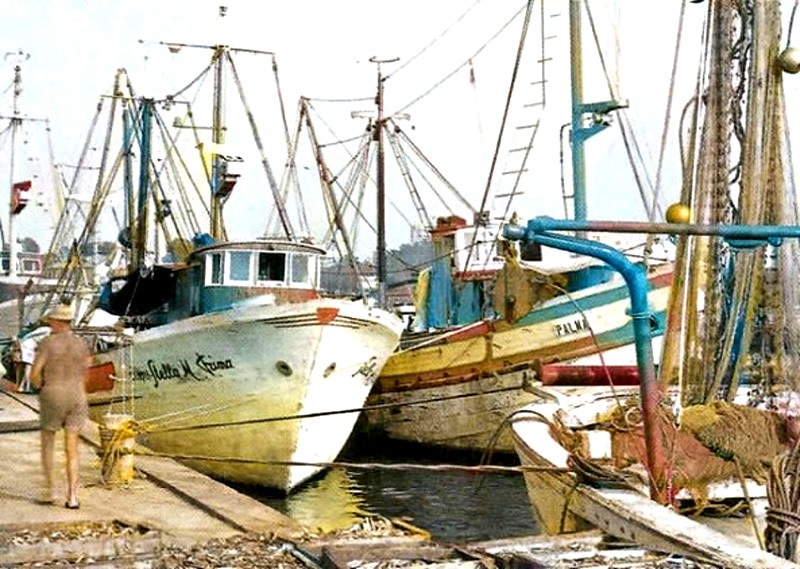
[665,203,691,224]
[779,47,800,74]
[99,413,136,485]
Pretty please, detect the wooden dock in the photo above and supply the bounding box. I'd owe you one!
[0,389,305,565]
[2,387,791,567]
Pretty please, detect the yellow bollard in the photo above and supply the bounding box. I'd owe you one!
[99,413,136,485]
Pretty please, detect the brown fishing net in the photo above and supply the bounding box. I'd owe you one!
[679,402,791,483]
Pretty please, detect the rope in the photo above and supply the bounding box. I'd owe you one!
[733,455,765,550]
[130,449,567,475]
[99,416,146,485]
[787,0,800,50]
[766,441,800,562]
[149,384,525,434]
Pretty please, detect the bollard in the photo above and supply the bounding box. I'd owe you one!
[99,413,136,484]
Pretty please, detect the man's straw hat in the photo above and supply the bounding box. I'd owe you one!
[45,303,74,322]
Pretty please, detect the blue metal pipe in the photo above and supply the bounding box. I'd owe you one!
[503,215,800,504]
[511,227,666,503]
[511,216,800,244]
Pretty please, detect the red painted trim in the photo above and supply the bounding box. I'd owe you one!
[444,321,493,343]
[538,364,639,386]
[316,307,340,325]
[86,361,115,393]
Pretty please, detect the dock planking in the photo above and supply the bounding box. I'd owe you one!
[0,389,305,565]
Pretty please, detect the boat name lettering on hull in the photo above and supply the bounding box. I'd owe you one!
[553,317,590,338]
[133,353,236,388]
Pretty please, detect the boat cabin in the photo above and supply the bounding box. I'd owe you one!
[187,239,324,313]
[430,216,505,280]
[0,251,44,276]
[100,239,325,325]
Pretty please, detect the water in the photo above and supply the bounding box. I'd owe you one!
[238,438,540,543]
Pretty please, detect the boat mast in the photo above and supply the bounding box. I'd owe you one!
[210,45,227,240]
[6,64,22,279]
[568,0,626,234]
[370,56,398,308]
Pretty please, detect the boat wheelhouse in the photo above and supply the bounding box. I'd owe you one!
[190,239,325,311]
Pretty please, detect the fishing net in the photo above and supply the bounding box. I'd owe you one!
[679,401,790,483]
[659,0,800,404]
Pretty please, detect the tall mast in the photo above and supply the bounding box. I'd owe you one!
[370,56,398,308]
[568,0,626,233]
[6,64,22,278]
[210,45,227,240]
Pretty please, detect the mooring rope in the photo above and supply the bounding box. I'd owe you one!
[149,384,526,434]
[120,447,568,475]
[765,440,800,562]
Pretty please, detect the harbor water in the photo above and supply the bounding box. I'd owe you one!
[236,437,540,543]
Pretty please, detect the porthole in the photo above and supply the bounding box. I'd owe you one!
[323,362,336,378]
[276,361,293,376]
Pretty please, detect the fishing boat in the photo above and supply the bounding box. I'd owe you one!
[27,44,404,492]
[357,0,675,454]
[0,61,61,320]
[507,0,800,565]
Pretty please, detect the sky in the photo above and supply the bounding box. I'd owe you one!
[0,0,792,259]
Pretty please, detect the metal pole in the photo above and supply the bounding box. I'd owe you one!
[508,216,800,242]
[569,0,587,229]
[520,229,666,504]
[7,65,21,278]
[503,216,800,503]
[370,56,398,308]
[210,45,226,240]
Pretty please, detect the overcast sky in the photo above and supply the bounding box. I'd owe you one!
[1,0,793,258]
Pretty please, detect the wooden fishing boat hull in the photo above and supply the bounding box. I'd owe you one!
[362,267,672,453]
[87,297,404,492]
[510,389,795,568]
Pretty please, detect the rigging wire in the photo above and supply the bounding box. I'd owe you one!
[464,0,534,274]
[583,1,659,222]
[787,0,800,50]
[161,45,215,101]
[394,3,527,115]
[386,0,486,81]
[304,96,373,104]
[225,50,295,240]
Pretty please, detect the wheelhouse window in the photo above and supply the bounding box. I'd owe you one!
[228,251,252,283]
[291,254,311,285]
[258,252,286,282]
[209,253,223,284]
[22,259,40,273]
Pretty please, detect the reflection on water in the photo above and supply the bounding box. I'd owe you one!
[243,440,539,543]
[284,468,366,534]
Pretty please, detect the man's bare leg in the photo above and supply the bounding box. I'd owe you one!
[64,429,80,507]
[40,430,56,503]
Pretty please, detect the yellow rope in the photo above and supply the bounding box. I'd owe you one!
[99,417,148,485]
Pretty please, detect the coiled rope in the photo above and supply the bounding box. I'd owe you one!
[765,440,800,562]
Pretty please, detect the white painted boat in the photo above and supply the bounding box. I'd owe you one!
[84,239,404,492]
[510,387,798,568]
[16,46,407,493]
